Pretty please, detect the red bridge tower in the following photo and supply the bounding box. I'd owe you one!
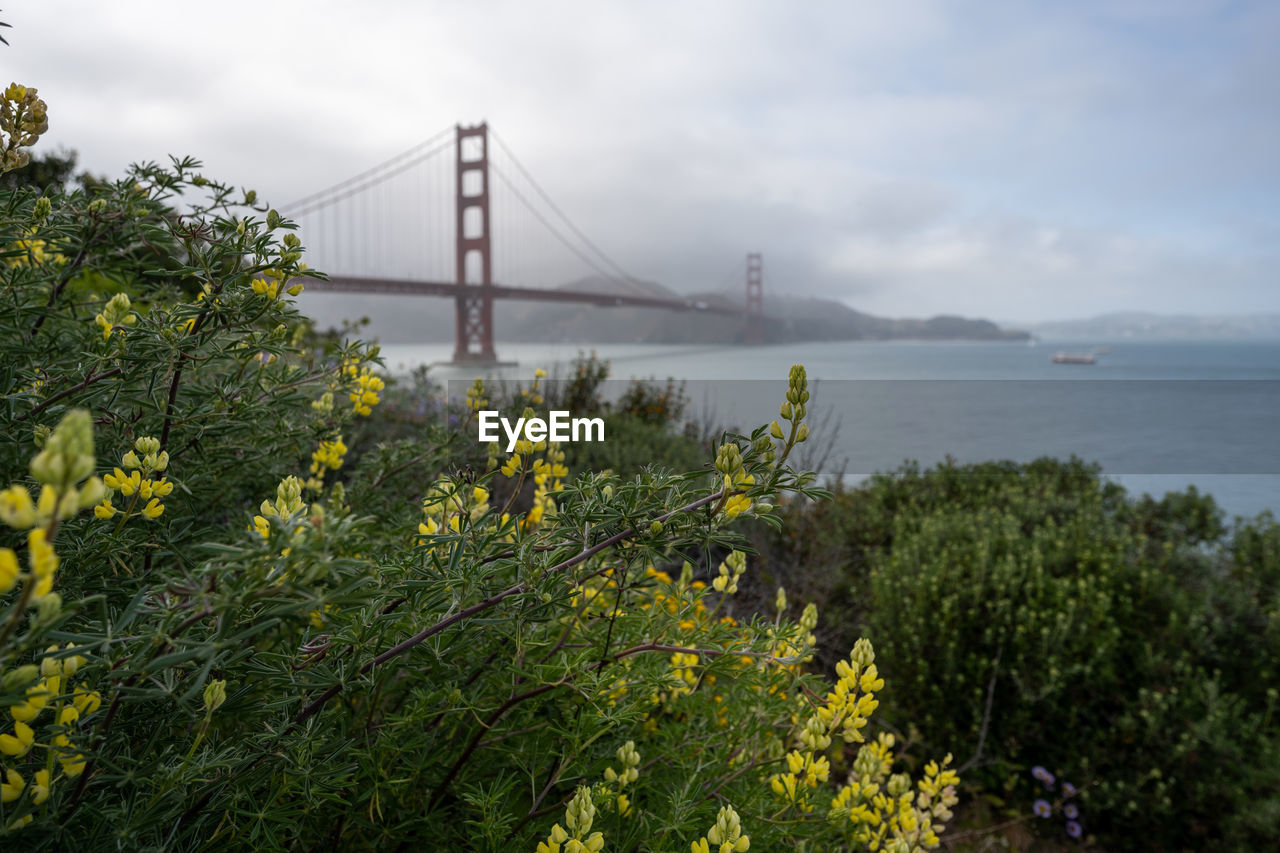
[454,123,497,362]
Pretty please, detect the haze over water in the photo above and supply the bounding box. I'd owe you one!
[379,339,1280,521]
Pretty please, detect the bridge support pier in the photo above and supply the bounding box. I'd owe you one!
[745,252,764,345]
[454,122,498,363]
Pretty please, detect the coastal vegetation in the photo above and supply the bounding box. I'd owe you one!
[0,110,961,849]
[3,81,1277,852]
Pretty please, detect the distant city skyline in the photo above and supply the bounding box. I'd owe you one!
[5,0,1278,323]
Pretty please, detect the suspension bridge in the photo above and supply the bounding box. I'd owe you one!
[286,123,768,363]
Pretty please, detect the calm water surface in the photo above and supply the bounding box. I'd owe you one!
[378,340,1280,520]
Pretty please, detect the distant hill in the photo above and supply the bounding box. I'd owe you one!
[1027,312,1280,341]
[296,276,1029,344]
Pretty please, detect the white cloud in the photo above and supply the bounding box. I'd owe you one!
[3,0,1277,322]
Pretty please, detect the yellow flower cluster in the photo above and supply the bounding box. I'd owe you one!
[712,550,747,595]
[465,377,487,413]
[1,645,102,829]
[496,409,566,531]
[775,364,812,448]
[5,232,66,268]
[690,804,751,853]
[418,480,491,541]
[306,435,347,491]
[0,83,48,174]
[714,444,755,519]
[769,638,883,812]
[2,412,104,602]
[526,443,566,529]
[252,475,307,539]
[519,368,546,406]
[250,264,304,301]
[667,651,701,701]
[96,436,172,521]
[348,367,385,417]
[829,732,959,852]
[93,292,137,341]
[602,740,641,817]
[252,257,307,300]
[537,785,604,853]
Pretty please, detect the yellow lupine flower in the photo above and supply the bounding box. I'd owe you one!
[0,769,23,803]
[72,690,102,716]
[0,548,18,593]
[55,741,83,774]
[35,484,56,519]
[10,679,53,723]
[30,769,49,804]
[251,277,279,299]
[93,292,137,341]
[141,498,164,519]
[28,527,58,580]
[0,485,35,529]
[0,722,34,757]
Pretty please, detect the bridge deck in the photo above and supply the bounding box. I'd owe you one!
[302,275,746,316]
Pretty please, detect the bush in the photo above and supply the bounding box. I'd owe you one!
[0,108,962,849]
[758,458,1280,850]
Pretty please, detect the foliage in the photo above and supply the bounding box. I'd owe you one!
[756,457,1280,851]
[0,148,83,192]
[0,132,963,852]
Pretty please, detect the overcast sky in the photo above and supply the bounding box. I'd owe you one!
[5,0,1278,323]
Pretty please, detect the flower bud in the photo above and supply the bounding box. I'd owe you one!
[77,476,106,510]
[33,196,51,221]
[769,420,784,440]
[1,665,38,692]
[648,520,663,536]
[30,409,95,489]
[0,486,36,530]
[203,678,227,713]
[40,647,61,679]
[37,592,63,623]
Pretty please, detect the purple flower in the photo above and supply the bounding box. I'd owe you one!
[1064,803,1079,819]
[1031,765,1056,788]
[1062,781,1078,798]
[1033,799,1052,818]
[1066,820,1083,839]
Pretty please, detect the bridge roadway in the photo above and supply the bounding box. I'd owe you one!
[302,275,747,316]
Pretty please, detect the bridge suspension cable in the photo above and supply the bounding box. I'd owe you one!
[489,161,623,285]
[282,124,456,217]
[489,129,642,286]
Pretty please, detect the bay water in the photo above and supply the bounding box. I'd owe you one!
[378,339,1280,520]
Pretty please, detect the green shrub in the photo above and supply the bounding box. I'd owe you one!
[0,105,961,850]
[760,458,1280,851]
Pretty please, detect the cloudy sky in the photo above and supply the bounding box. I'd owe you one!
[5,0,1278,323]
